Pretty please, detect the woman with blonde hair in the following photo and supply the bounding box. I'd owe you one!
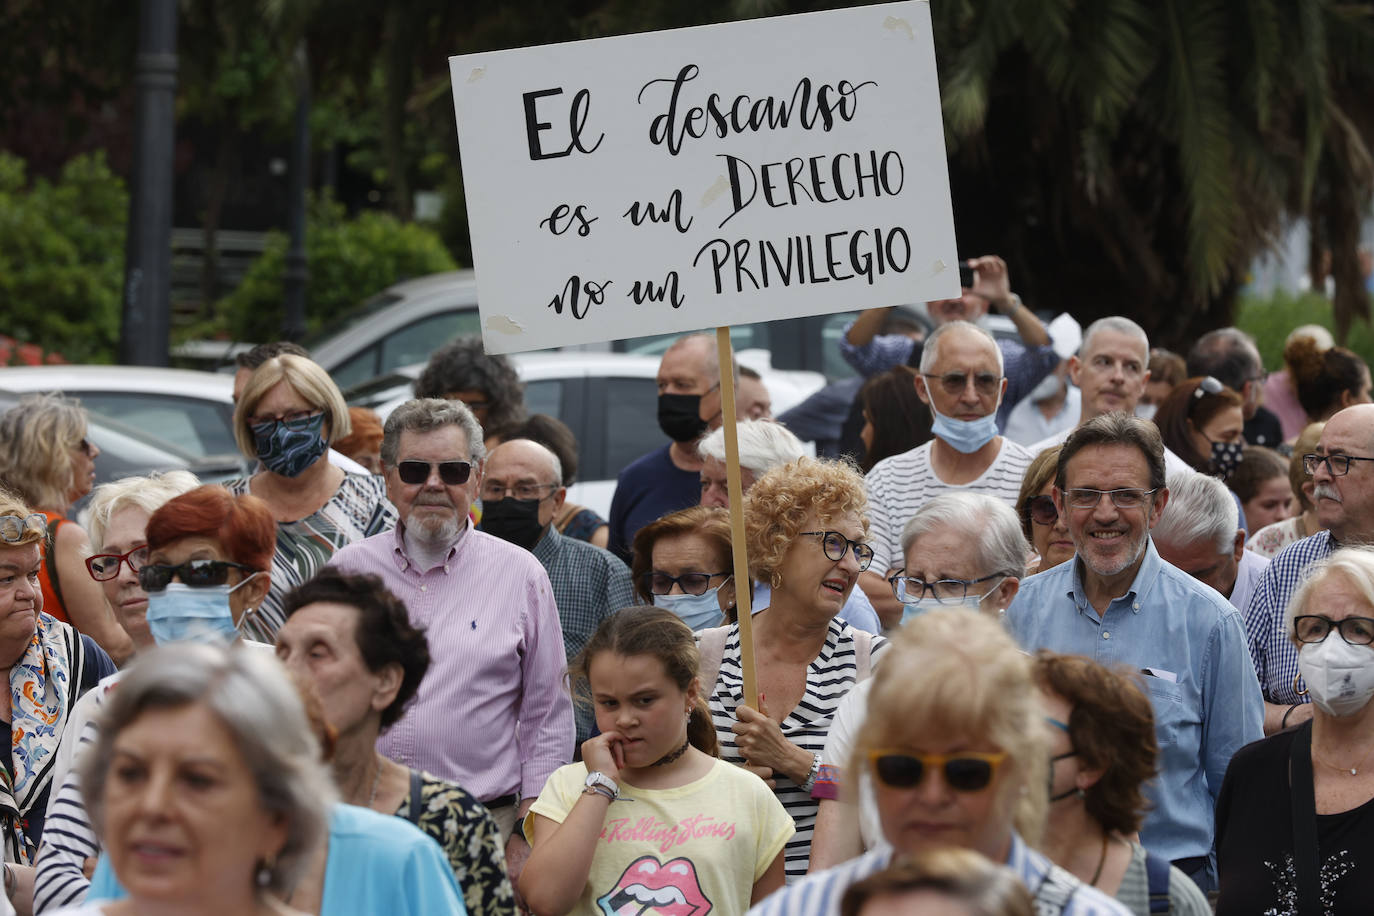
[227,354,396,639]
[752,610,1129,915]
[0,395,133,662]
[699,456,887,882]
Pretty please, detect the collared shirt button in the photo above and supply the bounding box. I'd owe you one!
[420,584,428,592]
[1102,631,1111,640]
[1133,602,1140,610]
[443,565,450,573]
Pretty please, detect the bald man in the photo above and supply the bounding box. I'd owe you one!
[480,438,635,744]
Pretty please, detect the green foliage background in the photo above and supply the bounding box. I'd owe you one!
[0,152,127,363]
[219,195,457,343]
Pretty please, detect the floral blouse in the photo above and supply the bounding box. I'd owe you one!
[394,771,514,916]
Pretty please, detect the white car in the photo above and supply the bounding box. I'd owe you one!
[0,365,241,460]
[346,350,825,517]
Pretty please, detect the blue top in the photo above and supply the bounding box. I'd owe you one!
[607,443,701,561]
[1005,538,1264,863]
[747,830,1130,916]
[87,803,466,914]
[752,581,883,635]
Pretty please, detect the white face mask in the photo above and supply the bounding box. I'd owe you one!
[1298,636,1374,718]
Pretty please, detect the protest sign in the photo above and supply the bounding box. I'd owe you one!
[449,0,958,355]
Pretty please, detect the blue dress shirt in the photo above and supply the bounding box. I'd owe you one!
[1005,538,1264,864]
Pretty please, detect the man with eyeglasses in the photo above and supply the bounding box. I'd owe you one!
[1027,317,1192,478]
[607,333,738,562]
[1243,402,1374,736]
[479,438,634,744]
[327,398,573,901]
[1006,412,1263,894]
[839,254,1057,431]
[858,320,1032,627]
[1185,327,1284,448]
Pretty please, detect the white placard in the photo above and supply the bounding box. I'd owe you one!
[450,0,958,355]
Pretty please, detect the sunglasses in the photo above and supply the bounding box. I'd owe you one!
[867,750,1006,793]
[396,460,473,486]
[86,545,149,581]
[138,560,257,592]
[1024,494,1058,526]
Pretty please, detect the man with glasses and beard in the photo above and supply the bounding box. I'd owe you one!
[858,321,1032,628]
[1005,412,1263,895]
[1243,403,1374,735]
[327,398,573,903]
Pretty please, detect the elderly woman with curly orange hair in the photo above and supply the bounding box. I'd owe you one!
[697,456,888,883]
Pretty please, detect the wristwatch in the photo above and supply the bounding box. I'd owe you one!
[584,770,620,800]
[996,292,1023,314]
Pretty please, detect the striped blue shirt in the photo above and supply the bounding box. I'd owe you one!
[1240,530,1334,704]
[747,832,1130,915]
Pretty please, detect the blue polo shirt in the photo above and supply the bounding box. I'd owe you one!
[1006,538,1263,864]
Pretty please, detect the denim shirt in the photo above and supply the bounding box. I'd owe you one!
[1006,538,1264,863]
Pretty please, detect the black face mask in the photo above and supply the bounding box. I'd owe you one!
[479,498,546,551]
[658,393,708,443]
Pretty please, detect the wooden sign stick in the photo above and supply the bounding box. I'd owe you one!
[715,327,759,710]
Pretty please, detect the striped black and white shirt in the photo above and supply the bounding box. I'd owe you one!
[708,618,887,883]
[864,439,1032,575]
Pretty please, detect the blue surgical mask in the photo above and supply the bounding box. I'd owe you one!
[145,576,256,646]
[929,402,1000,454]
[654,586,727,631]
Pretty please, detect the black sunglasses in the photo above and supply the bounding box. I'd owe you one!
[867,750,1006,793]
[396,460,473,486]
[138,560,257,592]
[1024,494,1058,526]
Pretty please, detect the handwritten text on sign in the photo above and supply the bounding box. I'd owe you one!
[449,1,957,355]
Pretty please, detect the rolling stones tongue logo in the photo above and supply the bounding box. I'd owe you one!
[596,855,712,916]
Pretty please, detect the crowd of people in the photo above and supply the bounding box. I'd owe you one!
[0,262,1370,915]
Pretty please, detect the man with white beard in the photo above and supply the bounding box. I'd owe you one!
[328,398,573,900]
[1005,411,1262,894]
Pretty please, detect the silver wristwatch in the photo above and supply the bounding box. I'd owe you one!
[584,770,620,800]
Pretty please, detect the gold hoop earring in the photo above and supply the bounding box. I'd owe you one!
[1293,672,1309,698]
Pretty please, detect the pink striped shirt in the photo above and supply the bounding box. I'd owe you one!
[327,522,574,803]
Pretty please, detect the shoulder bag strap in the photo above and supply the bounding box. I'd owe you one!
[1143,849,1171,915]
[696,626,729,694]
[406,769,424,826]
[44,517,67,613]
[1290,720,1321,916]
[854,630,872,681]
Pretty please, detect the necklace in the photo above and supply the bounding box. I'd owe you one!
[1312,741,1374,776]
[1088,834,1108,887]
[651,739,691,767]
[367,758,383,807]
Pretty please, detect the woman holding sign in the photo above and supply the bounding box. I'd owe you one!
[697,456,886,882]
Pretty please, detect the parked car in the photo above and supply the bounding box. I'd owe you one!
[0,365,241,460]
[301,269,895,391]
[345,351,825,517]
[0,390,247,503]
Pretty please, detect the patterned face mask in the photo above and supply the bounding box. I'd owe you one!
[252,412,328,478]
[1208,439,1245,482]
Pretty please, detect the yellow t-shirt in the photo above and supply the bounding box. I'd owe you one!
[525,758,795,915]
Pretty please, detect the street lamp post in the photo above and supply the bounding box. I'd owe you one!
[119,0,178,367]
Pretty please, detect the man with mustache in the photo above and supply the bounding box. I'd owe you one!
[1242,403,1374,734]
[1006,412,1263,894]
[327,398,574,902]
